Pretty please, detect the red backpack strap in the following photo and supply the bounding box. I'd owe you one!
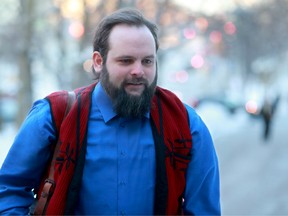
[46,82,97,215]
[33,91,76,215]
[45,91,76,135]
[150,86,192,215]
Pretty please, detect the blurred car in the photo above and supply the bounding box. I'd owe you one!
[191,95,243,114]
[193,99,248,141]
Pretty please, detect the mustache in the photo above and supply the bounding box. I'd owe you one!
[123,77,148,85]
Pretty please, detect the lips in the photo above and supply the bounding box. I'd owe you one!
[125,78,146,85]
[124,81,145,95]
[125,83,144,89]
[126,82,144,85]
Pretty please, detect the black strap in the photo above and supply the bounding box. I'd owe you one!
[64,139,87,214]
[64,90,91,214]
[151,93,168,215]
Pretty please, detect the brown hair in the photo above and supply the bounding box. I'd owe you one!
[92,8,159,72]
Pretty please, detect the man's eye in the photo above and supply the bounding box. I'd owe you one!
[143,59,153,65]
[120,59,132,64]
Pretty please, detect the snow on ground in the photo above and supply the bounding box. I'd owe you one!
[0,123,17,167]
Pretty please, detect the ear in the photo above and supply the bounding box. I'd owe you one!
[92,51,103,72]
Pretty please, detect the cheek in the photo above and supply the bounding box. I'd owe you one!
[146,67,157,84]
[106,65,126,87]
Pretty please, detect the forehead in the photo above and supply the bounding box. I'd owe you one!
[108,24,156,56]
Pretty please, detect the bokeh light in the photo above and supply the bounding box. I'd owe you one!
[68,21,85,38]
[245,100,259,114]
[195,17,209,31]
[83,59,93,73]
[175,70,189,83]
[224,21,237,35]
[209,31,222,43]
[183,28,196,40]
[191,54,205,69]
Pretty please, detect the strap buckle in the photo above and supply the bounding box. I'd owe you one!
[41,179,56,198]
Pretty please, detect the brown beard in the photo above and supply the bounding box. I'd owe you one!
[100,65,157,118]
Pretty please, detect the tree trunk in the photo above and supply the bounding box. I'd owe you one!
[16,0,34,126]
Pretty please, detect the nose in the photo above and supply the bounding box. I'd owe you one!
[130,62,144,76]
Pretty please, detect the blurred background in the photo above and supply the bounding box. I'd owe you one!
[0,0,288,214]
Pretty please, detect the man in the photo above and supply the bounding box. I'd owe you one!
[0,8,221,215]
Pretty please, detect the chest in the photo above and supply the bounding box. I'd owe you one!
[85,115,155,170]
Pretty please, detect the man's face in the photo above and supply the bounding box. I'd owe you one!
[95,24,158,117]
[105,24,157,95]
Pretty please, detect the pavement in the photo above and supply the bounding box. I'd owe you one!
[211,102,288,215]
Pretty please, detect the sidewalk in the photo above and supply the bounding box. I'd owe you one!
[215,105,288,215]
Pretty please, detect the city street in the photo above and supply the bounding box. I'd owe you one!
[203,101,288,215]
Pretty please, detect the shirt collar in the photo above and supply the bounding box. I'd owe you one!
[93,82,117,123]
[92,82,150,123]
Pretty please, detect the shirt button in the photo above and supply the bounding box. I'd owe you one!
[120,151,126,157]
[120,122,125,128]
[120,181,126,186]
[121,210,126,215]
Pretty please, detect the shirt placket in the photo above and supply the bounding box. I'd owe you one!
[118,118,128,215]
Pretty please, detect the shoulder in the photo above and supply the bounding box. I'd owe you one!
[155,86,179,100]
[183,103,198,121]
[18,98,55,139]
[183,103,215,148]
[28,98,51,116]
[154,86,184,109]
[154,87,211,134]
[184,103,212,133]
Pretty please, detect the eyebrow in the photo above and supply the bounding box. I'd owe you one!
[116,55,155,59]
[144,55,156,59]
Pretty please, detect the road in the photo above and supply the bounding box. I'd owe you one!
[207,102,288,215]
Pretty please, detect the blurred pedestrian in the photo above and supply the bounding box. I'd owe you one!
[0,8,220,215]
[260,94,280,140]
[260,98,272,140]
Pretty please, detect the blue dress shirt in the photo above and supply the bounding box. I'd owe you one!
[0,83,221,215]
